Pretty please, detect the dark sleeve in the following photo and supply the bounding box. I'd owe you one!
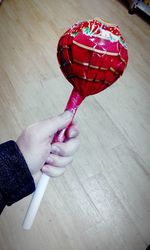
[0,140,35,214]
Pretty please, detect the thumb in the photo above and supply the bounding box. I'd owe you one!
[40,111,73,137]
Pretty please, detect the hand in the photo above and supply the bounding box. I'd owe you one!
[16,111,79,181]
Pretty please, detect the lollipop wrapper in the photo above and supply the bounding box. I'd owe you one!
[55,18,128,142]
[57,18,128,98]
[53,88,83,143]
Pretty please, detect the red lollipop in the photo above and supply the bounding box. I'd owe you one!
[54,18,128,142]
[23,18,128,229]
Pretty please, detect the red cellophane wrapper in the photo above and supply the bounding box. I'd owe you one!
[57,18,128,98]
[54,18,128,142]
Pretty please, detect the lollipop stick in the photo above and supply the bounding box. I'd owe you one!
[23,173,49,230]
[22,89,83,230]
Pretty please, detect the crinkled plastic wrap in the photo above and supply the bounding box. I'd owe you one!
[57,18,128,98]
[54,18,128,142]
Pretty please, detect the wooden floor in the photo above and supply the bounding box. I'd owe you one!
[0,1,150,250]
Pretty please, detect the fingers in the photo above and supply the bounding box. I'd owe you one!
[42,165,65,177]
[50,124,79,157]
[39,111,73,137]
[41,122,80,178]
[51,137,80,157]
[45,154,73,167]
[42,154,72,177]
[66,124,79,139]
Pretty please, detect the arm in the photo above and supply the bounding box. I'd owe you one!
[0,141,35,214]
[0,112,79,214]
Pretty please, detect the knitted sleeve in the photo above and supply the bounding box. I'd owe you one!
[0,140,35,213]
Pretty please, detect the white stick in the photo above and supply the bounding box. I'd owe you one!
[22,173,50,230]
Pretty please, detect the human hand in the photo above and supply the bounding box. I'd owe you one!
[16,111,79,181]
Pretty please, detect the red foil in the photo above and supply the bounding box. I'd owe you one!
[53,18,128,143]
[57,18,128,98]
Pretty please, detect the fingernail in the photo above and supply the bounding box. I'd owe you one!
[51,145,60,155]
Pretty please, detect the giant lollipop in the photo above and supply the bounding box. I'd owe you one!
[23,18,128,229]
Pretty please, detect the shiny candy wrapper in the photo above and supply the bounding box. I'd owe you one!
[57,18,128,98]
[53,18,128,142]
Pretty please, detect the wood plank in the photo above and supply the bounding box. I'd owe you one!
[0,0,149,250]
